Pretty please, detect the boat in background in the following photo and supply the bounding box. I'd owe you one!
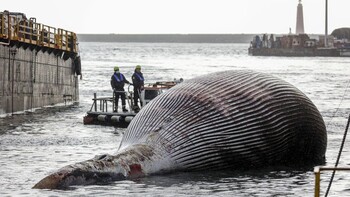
[249,0,350,57]
[248,33,350,57]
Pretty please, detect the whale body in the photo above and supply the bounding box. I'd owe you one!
[33,70,327,189]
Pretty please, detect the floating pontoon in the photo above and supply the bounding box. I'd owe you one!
[83,80,181,127]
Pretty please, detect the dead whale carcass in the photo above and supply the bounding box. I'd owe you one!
[33,70,327,189]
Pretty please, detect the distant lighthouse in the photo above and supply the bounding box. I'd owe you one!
[296,0,305,34]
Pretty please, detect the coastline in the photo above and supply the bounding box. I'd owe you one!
[78,34,261,43]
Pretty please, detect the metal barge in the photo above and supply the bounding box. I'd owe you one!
[0,10,81,115]
[83,81,180,127]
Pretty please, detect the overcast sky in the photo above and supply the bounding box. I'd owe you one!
[2,0,349,34]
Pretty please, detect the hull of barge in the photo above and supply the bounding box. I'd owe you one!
[0,42,79,115]
[248,47,349,57]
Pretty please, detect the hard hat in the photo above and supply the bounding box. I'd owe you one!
[114,66,119,71]
[136,65,141,70]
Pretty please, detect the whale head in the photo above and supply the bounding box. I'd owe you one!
[33,145,159,189]
[32,154,129,189]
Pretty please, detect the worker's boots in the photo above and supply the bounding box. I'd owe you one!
[122,106,128,112]
[133,105,140,113]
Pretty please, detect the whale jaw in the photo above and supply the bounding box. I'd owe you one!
[32,154,129,189]
[32,166,127,189]
[33,145,157,189]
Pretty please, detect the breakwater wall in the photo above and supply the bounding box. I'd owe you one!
[77,34,254,43]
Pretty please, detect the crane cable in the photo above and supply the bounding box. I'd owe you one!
[323,79,350,196]
[326,79,350,128]
[324,113,350,197]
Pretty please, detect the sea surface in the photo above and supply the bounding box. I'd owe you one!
[1,42,350,196]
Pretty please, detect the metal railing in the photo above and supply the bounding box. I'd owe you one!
[89,90,136,113]
[90,93,115,113]
[314,166,350,197]
[0,12,78,53]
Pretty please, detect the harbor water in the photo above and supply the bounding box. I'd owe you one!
[1,42,350,196]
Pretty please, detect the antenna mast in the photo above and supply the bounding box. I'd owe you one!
[325,0,328,47]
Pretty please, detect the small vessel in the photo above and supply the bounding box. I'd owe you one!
[83,80,182,127]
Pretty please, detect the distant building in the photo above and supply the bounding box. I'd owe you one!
[296,0,305,34]
[248,1,350,56]
[304,39,317,48]
[292,34,309,47]
[319,35,334,47]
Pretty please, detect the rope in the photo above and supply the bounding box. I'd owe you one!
[326,79,350,128]
[324,113,350,197]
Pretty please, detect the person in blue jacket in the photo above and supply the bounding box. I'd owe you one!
[131,65,144,111]
[110,66,130,112]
